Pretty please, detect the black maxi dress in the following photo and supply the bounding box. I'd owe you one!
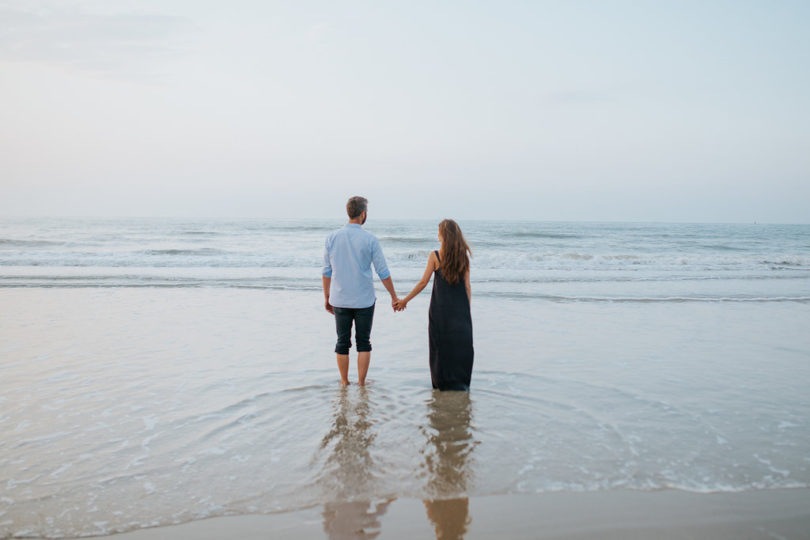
[429,251,474,390]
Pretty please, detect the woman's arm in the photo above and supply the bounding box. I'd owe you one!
[396,252,437,310]
[465,268,471,306]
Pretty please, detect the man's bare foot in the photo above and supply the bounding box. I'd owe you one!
[340,379,351,386]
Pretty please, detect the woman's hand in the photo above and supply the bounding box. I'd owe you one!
[394,298,408,312]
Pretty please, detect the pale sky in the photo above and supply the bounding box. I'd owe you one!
[1,0,808,222]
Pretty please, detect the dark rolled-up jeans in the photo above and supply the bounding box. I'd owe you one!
[333,303,375,354]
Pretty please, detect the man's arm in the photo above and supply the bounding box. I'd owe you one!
[371,238,398,310]
[322,237,334,314]
[381,276,398,308]
[322,275,334,314]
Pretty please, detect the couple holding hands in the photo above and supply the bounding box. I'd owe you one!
[322,196,474,391]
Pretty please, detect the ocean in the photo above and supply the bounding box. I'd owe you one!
[1,218,809,537]
[1,218,809,301]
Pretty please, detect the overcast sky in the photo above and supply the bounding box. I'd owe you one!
[1,1,808,222]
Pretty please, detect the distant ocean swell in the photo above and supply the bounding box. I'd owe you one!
[1,253,808,271]
[1,219,808,301]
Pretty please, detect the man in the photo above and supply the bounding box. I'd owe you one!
[322,196,398,386]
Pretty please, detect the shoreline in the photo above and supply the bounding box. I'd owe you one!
[81,488,810,539]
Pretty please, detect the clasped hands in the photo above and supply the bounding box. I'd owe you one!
[391,296,408,312]
[325,297,407,314]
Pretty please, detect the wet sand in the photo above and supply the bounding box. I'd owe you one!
[4,288,809,538]
[88,488,810,539]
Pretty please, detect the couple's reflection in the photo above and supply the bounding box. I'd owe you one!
[319,386,393,539]
[422,390,475,540]
[320,387,475,540]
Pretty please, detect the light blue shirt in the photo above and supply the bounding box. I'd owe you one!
[322,223,390,308]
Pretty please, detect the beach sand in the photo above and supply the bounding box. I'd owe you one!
[88,488,810,539]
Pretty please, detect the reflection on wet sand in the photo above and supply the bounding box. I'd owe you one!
[322,499,393,540]
[317,387,476,539]
[422,390,476,540]
[424,498,470,540]
[319,386,376,496]
[319,387,393,539]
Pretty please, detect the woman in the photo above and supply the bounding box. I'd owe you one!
[396,219,474,390]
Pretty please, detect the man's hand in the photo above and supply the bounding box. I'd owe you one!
[391,296,399,312]
[325,299,334,314]
[394,298,408,312]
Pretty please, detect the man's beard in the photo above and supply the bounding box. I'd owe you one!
[361,214,367,224]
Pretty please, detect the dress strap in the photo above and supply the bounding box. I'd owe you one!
[434,250,440,262]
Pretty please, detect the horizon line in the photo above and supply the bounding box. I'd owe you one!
[1,215,808,226]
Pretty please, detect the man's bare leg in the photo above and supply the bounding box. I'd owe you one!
[336,354,350,385]
[357,352,370,386]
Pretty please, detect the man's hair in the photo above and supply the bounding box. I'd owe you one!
[346,196,368,219]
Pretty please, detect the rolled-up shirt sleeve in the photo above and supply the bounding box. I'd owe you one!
[371,237,390,280]
[322,237,333,277]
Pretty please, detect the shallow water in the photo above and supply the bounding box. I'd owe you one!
[2,287,809,538]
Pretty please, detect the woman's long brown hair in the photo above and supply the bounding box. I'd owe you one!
[438,219,471,285]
